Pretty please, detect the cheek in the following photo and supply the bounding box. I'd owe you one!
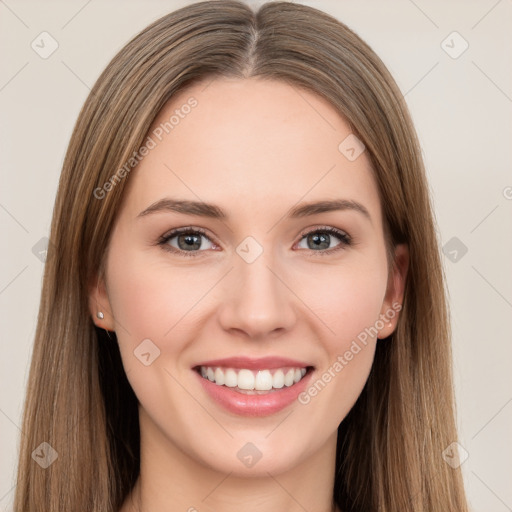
[301,255,387,407]
[105,245,203,420]
[310,259,388,347]
[110,224,213,307]
[105,243,203,364]
[298,272,384,423]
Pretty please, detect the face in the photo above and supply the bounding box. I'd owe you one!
[90,77,407,477]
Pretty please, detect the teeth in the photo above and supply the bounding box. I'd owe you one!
[284,369,295,387]
[238,369,255,390]
[198,365,309,391]
[214,368,225,386]
[273,370,284,389]
[255,369,273,390]
[224,369,238,388]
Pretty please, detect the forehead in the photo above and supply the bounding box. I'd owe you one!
[121,77,382,225]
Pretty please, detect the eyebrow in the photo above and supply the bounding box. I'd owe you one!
[137,198,372,223]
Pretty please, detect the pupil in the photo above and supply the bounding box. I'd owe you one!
[310,233,329,250]
[179,234,200,250]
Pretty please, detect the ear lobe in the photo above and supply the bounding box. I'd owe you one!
[377,243,409,340]
[88,275,116,332]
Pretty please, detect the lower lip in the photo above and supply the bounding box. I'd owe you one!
[194,369,313,417]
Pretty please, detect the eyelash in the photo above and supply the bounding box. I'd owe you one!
[157,225,352,258]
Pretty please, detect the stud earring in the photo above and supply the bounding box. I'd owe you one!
[96,311,104,319]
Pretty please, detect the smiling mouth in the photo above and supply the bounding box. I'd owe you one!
[193,365,314,394]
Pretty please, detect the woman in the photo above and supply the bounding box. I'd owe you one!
[14,1,469,511]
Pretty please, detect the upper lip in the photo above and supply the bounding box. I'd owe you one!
[193,356,313,371]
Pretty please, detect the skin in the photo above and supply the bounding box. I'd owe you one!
[89,77,408,512]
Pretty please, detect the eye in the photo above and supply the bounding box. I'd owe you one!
[295,226,352,256]
[158,227,216,257]
[157,225,352,258]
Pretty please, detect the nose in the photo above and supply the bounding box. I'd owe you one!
[217,251,297,339]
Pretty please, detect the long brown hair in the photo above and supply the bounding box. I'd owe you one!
[13,1,468,510]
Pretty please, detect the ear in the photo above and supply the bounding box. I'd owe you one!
[377,243,409,340]
[88,273,116,332]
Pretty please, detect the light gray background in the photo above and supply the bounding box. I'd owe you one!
[1,1,511,510]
